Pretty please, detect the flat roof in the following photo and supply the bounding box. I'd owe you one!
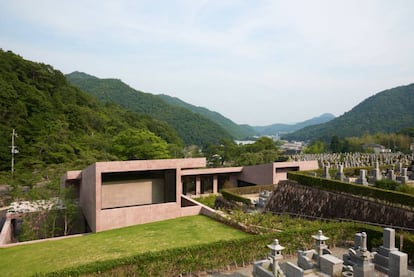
[181,167,243,176]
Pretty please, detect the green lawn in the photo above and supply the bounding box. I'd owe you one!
[0,215,251,277]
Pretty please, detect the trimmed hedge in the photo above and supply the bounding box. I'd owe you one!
[221,184,275,206]
[288,171,414,209]
[35,222,414,276]
[224,184,276,195]
[221,189,251,205]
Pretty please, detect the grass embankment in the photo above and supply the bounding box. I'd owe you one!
[0,215,251,277]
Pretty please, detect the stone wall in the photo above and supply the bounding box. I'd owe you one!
[265,180,414,229]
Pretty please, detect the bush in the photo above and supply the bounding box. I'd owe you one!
[194,195,217,209]
[224,184,275,195]
[221,189,251,205]
[374,179,400,190]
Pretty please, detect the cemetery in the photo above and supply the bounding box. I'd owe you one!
[253,228,409,277]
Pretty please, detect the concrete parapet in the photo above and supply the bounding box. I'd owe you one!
[0,217,13,245]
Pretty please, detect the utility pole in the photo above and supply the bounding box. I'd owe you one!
[10,129,18,176]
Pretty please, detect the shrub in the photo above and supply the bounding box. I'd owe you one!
[221,189,251,205]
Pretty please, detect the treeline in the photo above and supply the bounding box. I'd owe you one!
[305,130,414,154]
[203,137,286,167]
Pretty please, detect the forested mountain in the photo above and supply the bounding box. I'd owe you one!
[283,84,414,141]
[0,50,183,177]
[158,94,255,138]
[66,72,233,146]
[253,113,335,136]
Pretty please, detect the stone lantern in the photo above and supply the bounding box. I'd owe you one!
[312,230,329,265]
[267,239,285,276]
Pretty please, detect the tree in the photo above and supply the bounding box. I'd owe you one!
[60,187,80,236]
[304,140,327,154]
[330,135,342,153]
[112,128,171,160]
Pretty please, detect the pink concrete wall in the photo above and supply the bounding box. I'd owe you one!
[175,168,182,206]
[99,202,182,231]
[238,163,274,185]
[181,167,243,176]
[93,158,206,231]
[80,163,98,232]
[181,206,202,217]
[0,217,13,245]
[94,158,206,173]
[273,161,319,184]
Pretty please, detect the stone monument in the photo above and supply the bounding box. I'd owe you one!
[373,228,408,277]
[335,164,345,182]
[322,164,331,179]
[352,232,375,277]
[356,169,368,185]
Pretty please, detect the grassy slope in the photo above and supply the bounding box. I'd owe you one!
[0,215,250,277]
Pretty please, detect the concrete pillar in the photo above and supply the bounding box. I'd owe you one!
[196,176,201,196]
[176,168,182,205]
[213,175,218,194]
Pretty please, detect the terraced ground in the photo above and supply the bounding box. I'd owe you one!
[0,215,251,277]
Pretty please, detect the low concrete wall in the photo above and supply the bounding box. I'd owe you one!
[0,217,13,245]
[181,206,202,217]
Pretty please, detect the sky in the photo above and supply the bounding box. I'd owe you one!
[1,1,414,126]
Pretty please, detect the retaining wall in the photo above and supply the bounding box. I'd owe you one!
[265,180,414,229]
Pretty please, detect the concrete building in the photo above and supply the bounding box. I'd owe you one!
[60,158,318,233]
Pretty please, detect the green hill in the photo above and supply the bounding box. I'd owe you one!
[283,84,414,141]
[158,94,255,139]
[0,50,183,177]
[66,72,233,146]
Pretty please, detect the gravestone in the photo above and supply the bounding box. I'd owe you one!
[353,232,375,277]
[356,169,368,185]
[322,165,331,179]
[373,228,408,277]
[335,164,345,182]
[371,161,382,182]
[387,169,396,181]
[398,168,409,184]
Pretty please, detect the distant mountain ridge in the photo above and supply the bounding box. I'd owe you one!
[158,94,255,139]
[283,83,414,141]
[66,72,233,146]
[253,113,335,136]
[67,72,339,143]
